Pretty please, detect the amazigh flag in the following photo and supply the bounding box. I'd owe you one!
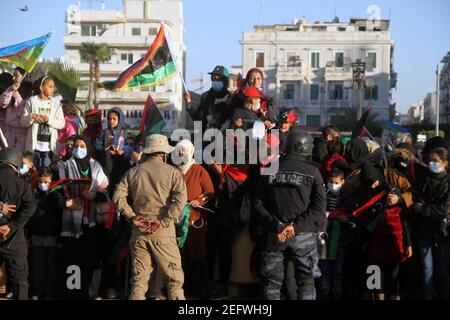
[140,94,167,135]
[0,32,52,73]
[102,25,176,90]
[351,106,373,139]
[386,120,410,135]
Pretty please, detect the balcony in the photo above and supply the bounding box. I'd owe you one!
[325,66,352,81]
[276,66,303,81]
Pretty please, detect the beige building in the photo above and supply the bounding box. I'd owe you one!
[439,51,450,123]
[241,17,397,127]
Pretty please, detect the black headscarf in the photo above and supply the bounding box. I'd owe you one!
[361,162,385,187]
[336,138,370,172]
[423,136,447,156]
[72,135,92,173]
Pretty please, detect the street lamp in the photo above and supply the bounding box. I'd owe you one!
[351,59,366,120]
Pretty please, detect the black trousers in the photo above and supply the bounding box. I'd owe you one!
[0,230,29,300]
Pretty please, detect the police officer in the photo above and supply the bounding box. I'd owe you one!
[0,148,37,300]
[254,130,327,300]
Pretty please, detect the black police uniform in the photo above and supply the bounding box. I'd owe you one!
[254,130,327,300]
[0,148,37,300]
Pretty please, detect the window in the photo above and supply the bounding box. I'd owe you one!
[330,115,346,126]
[366,52,377,71]
[81,25,96,36]
[283,84,295,100]
[306,115,321,126]
[365,85,379,100]
[121,53,133,64]
[148,28,158,35]
[310,84,319,101]
[335,52,344,67]
[132,28,141,36]
[255,52,265,68]
[287,51,301,67]
[311,52,320,68]
[164,110,171,120]
[329,84,344,100]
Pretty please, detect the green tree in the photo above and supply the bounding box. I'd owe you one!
[331,106,383,137]
[79,42,114,109]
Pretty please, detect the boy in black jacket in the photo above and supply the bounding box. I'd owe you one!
[28,167,71,300]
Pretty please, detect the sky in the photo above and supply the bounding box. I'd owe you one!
[0,0,449,113]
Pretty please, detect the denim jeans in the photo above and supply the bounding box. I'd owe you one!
[417,237,450,300]
[318,247,346,299]
[33,150,53,169]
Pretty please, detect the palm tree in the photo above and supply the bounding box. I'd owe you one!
[79,42,114,109]
[0,62,13,73]
[332,106,382,136]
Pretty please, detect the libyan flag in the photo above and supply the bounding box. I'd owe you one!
[140,94,167,135]
[102,25,176,90]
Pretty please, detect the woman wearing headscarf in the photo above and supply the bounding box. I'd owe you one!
[57,134,110,299]
[174,139,214,298]
[245,68,279,121]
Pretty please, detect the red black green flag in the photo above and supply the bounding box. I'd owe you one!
[140,94,167,135]
[102,25,176,90]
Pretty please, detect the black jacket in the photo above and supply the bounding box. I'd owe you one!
[187,88,231,130]
[0,165,37,244]
[312,137,329,164]
[414,170,450,241]
[27,189,65,237]
[254,153,327,234]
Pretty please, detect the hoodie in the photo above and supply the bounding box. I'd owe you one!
[94,107,128,151]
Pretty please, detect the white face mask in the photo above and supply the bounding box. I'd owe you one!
[327,183,342,193]
[19,164,30,175]
[39,183,50,192]
[428,161,443,174]
[73,147,88,160]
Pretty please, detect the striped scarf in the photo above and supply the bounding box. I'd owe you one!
[58,158,108,238]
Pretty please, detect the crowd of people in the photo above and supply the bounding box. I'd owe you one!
[0,65,449,300]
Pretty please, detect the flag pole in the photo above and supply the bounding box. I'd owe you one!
[160,21,188,93]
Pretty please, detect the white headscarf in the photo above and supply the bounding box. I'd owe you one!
[175,139,196,175]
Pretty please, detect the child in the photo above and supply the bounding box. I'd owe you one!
[230,87,260,130]
[318,168,350,300]
[95,107,127,154]
[57,102,79,159]
[320,137,346,179]
[0,67,30,151]
[83,108,103,148]
[27,167,70,300]
[20,151,38,190]
[21,75,65,169]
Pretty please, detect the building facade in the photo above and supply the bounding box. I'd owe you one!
[241,17,396,127]
[63,0,185,131]
[439,51,450,124]
[407,101,424,124]
[423,92,437,124]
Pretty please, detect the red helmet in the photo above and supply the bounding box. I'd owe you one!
[244,86,262,98]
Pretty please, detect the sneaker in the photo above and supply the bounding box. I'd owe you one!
[5,292,14,299]
[31,296,39,300]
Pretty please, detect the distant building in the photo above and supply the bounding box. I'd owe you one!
[64,0,185,131]
[423,92,438,124]
[241,17,396,127]
[407,101,424,123]
[439,51,450,123]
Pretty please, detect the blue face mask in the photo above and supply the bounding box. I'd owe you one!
[211,81,224,92]
[73,147,88,160]
[428,161,443,174]
[123,145,134,158]
[19,164,29,175]
[327,183,342,193]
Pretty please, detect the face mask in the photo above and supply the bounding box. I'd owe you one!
[39,183,50,192]
[327,183,342,193]
[19,164,29,175]
[73,147,88,160]
[211,81,224,92]
[428,161,443,174]
[123,145,133,158]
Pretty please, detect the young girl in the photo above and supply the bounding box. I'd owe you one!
[21,76,65,168]
[57,102,79,159]
[0,67,29,151]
